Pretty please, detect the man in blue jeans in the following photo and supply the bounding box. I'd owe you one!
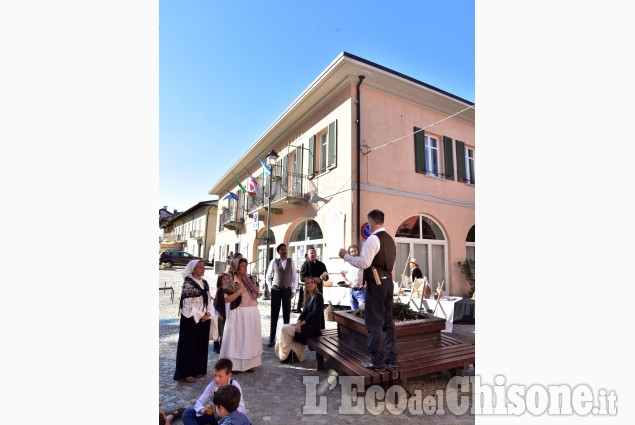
[339,245,365,309]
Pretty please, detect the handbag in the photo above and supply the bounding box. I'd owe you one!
[208,315,219,341]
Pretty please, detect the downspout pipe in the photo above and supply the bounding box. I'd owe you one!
[356,75,365,248]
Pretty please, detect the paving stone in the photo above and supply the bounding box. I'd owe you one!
[159,269,475,424]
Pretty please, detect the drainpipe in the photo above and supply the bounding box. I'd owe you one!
[356,75,365,248]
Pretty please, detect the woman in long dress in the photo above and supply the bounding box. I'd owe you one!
[173,259,214,383]
[220,258,262,372]
[275,276,324,363]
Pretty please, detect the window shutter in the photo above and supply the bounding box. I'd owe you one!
[327,120,337,169]
[282,154,288,194]
[456,140,466,182]
[308,135,315,177]
[414,127,427,174]
[295,145,303,175]
[443,136,454,180]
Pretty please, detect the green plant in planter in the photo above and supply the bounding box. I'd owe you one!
[354,300,430,322]
[457,258,475,297]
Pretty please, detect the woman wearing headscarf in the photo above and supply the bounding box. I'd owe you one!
[275,276,324,363]
[173,259,213,383]
[220,258,262,372]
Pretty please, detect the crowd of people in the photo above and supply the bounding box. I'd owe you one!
[166,209,398,421]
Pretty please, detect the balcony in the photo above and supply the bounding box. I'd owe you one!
[221,204,243,230]
[247,172,308,216]
[189,229,203,239]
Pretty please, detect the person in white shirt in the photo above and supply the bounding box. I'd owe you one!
[339,209,397,372]
[265,243,298,347]
[173,259,214,383]
[181,358,246,425]
[339,244,365,309]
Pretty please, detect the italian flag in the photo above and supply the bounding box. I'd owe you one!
[235,178,247,195]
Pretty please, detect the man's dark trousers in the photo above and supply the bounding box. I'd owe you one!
[364,277,397,365]
[270,286,292,343]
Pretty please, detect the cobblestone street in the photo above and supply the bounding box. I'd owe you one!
[159,268,475,424]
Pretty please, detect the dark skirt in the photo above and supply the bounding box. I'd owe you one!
[173,315,211,380]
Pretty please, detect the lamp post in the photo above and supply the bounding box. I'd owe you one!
[263,149,278,300]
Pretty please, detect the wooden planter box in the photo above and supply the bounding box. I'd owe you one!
[333,309,446,354]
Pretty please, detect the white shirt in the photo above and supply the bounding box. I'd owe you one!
[265,257,298,293]
[181,278,213,323]
[340,260,363,289]
[343,227,385,271]
[194,378,246,416]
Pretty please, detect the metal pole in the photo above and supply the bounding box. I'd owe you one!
[263,170,273,300]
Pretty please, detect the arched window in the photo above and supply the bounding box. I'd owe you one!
[395,215,447,289]
[466,225,475,260]
[288,219,324,266]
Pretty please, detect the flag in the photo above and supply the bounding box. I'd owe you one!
[242,164,260,192]
[257,153,271,177]
[223,190,238,201]
[235,178,247,195]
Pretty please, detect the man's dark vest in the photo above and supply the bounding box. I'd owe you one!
[363,231,396,282]
[272,258,293,289]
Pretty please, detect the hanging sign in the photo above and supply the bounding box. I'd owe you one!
[253,212,259,230]
[361,222,371,239]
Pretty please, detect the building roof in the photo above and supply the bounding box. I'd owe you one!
[209,51,474,196]
[161,200,218,227]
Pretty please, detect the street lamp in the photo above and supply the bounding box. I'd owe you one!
[263,149,278,300]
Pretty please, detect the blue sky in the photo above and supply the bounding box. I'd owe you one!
[160,0,474,212]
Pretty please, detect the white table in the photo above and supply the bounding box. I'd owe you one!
[321,286,351,306]
[398,294,462,333]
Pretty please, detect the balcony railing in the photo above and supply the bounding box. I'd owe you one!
[189,229,203,238]
[247,172,308,213]
[221,203,243,230]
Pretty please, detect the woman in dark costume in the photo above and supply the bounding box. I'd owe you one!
[173,259,213,383]
[275,276,324,363]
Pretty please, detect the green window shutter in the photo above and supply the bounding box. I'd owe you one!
[308,135,315,178]
[456,140,466,182]
[295,145,303,175]
[414,127,426,174]
[282,154,288,177]
[443,136,454,180]
[327,120,337,169]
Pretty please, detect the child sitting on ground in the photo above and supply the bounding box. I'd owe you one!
[213,385,251,425]
[181,358,246,425]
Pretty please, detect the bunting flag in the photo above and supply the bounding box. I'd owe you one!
[257,153,271,177]
[235,177,247,195]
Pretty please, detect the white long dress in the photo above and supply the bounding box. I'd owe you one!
[219,280,262,371]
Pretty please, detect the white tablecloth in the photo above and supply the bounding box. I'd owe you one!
[321,286,351,306]
[397,294,462,333]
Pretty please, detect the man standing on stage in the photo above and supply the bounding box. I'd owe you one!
[265,243,297,348]
[339,209,397,372]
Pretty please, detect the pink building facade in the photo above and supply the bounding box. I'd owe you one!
[210,52,474,296]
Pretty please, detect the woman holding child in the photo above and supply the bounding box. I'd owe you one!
[275,276,324,363]
[173,259,214,383]
[220,258,262,372]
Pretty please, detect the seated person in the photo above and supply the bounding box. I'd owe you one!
[275,277,324,363]
[160,407,185,425]
[181,358,246,425]
[214,385,252,425]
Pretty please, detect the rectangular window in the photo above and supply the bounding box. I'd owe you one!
[425,136,440,177]
[309,120,337,178]
[465,148,475,184]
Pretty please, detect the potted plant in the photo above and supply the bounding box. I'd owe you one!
[457,258,475,298]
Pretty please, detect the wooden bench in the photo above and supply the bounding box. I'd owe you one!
[306,331,474,386]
